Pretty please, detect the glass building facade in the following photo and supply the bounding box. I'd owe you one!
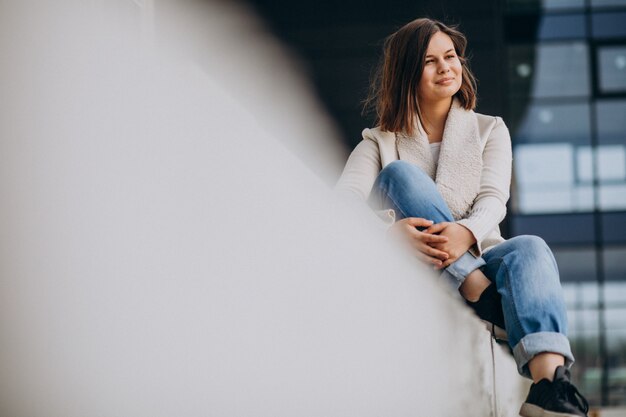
[505,0,626,406]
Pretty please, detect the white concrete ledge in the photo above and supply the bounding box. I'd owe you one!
[0,2,528,416]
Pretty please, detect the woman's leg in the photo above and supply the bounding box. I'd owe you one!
[480,235,574,379]
[482,236,590,416]
[368,160,485,288]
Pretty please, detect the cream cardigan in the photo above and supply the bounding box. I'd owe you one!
[336,100,513,256]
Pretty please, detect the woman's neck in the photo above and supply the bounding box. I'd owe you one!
[419,98,452,143]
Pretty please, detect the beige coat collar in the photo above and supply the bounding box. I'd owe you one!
[394,99,483,220]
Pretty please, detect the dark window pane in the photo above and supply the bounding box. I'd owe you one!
[596,100,626,145]
[538,14,587,39]
[592,12,626,38]
[507,0,585,12]
[511,213,595,244]
[602,213,626,243]
[598,46,626,93]
[592,0,626,7]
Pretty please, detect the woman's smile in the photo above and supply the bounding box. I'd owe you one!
[436,77,455,85]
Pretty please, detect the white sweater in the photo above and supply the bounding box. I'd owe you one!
[335,100,513,256]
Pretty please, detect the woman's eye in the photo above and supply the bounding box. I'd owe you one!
[446,55,456,59]
[425,60,434,64]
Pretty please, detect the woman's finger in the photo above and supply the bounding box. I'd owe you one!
[418,232,448,243]
[413,241,449,260]
[424,222,448,234]
[404,217,435,228]
[423,246,450,261]
[416,252,443,266]
[404,227,448,243]
[434,256,458,270]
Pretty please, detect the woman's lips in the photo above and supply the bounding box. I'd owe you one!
[436,78,454,85]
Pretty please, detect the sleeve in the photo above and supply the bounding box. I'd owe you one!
[456,117,512,255]
[334,135,395,226]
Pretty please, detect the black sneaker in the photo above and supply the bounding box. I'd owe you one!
[520,365,589,417]
[464,283,505,330]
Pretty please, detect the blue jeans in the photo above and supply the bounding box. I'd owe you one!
[369,161,574,378]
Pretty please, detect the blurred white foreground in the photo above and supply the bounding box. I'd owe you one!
[0,1,525,416]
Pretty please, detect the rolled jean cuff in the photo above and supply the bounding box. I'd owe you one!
[443,252,486,289]
[513,332,575,379]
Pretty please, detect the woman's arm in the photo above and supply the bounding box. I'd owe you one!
[336,135,450,265]
[426,117,512,263]
[335,137,397,225]
[335,137,382,202]
[455,116,512,254]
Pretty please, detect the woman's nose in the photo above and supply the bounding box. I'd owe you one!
[438,61,450,73]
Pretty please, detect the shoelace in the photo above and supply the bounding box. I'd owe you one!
[555,380,589,414]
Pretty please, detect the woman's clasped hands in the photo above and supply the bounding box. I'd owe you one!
[388,218,476,270]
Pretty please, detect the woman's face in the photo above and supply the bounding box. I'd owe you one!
[417,31,463,104]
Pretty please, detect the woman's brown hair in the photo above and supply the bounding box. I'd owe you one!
[364,18,478,136]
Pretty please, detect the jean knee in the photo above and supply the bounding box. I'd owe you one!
[512,235,551,256]
[508,235,560,278]
[378,161,429,187]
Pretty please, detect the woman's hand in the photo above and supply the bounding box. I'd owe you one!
[387,218,450,267]
[424,222,476,269]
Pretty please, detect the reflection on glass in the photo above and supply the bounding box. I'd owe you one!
[515,143,626,212]
[575,146,626,182]
[518,189,577,213]
[605,306,626,342]
[604,248,626,285]
[514,143,597,212]
[514,102,590,144]
[562,281,602,404]
[543,0,585,8]
[596,100,626,145]
[592,0,626,7]
[577,147,593,182]
[508,44,536,98]
[575,185,595,210]
[605,309,626,333]
[555,249,598,283]
[533,43,589,97]
[602,212,626,244]
[516,63,532,78]
[599,185,626,210]
[506,0,626,405]
[604,275,626,405]
[604,282,626,405]
[597,145,626,181]
[539,14,586,39]
[507,0,585,11]
[516,143,574,184]
[598,46,626,93]
[603,281,626,304]
[509,43,590,98]
[592,12,626,38]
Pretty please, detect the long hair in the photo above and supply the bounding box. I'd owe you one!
[364,18,478,135]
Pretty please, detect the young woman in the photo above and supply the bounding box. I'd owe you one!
[336,18,590,417]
